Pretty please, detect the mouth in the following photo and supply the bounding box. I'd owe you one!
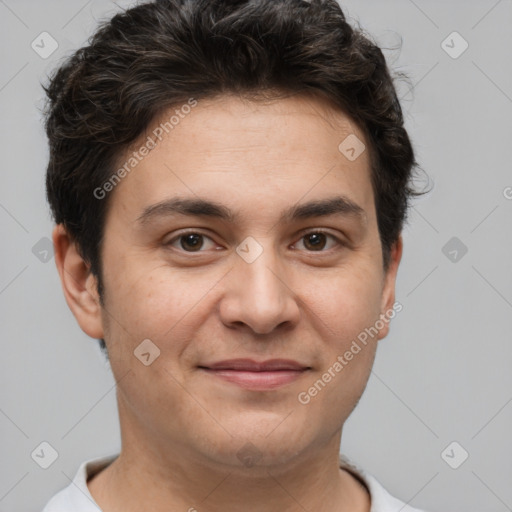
[198,359,311,390]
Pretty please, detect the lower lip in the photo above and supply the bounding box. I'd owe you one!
[201,369,308,390]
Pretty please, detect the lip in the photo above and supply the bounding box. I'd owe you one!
[199,359,311,390]
[201,358,309,371]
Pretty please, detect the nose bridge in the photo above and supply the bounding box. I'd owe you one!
[221,236,300,334]
[244,246,283,302]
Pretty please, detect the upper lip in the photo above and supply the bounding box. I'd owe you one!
[200,359,310,371]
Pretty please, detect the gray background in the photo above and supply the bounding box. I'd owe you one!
[1,0,511,511]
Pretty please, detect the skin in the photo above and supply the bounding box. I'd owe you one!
[53,92,402,512]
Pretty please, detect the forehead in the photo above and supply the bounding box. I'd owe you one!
[107,93,375,225]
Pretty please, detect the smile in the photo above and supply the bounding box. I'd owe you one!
[199,358,311,390]
[200,368,309,390]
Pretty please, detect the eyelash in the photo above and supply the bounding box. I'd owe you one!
[165,229,346,254]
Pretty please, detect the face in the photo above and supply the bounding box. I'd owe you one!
[57,93,402,471]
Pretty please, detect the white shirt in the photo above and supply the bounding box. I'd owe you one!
[42,453,427,511]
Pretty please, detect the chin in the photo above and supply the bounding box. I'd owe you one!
[204,420,314,468]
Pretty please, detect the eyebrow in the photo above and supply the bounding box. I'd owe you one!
[136,195,366,226]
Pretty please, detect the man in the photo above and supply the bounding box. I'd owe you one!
[41,0,426,510]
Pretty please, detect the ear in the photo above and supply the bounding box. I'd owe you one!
[377,235,403,340]
[52,224,104,339]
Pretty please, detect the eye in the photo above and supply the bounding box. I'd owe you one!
[293,230,344,252]
[165,229,345,254]
[166,231,218,252]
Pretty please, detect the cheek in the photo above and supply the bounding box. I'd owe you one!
[303,264,384,345]
[295,264,382,397]
[101,258,227,360]
[296,269,381,426]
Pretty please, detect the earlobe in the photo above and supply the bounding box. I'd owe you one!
[377,235,403,340]
[52,224,105,339]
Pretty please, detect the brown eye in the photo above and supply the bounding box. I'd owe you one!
[294,230,342,252]
[180,233,204,252]
[303,232,328,251]
[167,232,217,253]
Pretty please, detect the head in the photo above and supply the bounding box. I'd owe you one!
[44,0,422,471]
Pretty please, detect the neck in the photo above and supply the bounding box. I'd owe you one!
[88,400,370,512]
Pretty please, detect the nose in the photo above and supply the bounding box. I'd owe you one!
[219,244,301,335]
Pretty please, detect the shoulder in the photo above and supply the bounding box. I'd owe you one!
[41,482,98,512]
[41,454,118,512]
[339,454,430,512]
[362,472,428,512]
